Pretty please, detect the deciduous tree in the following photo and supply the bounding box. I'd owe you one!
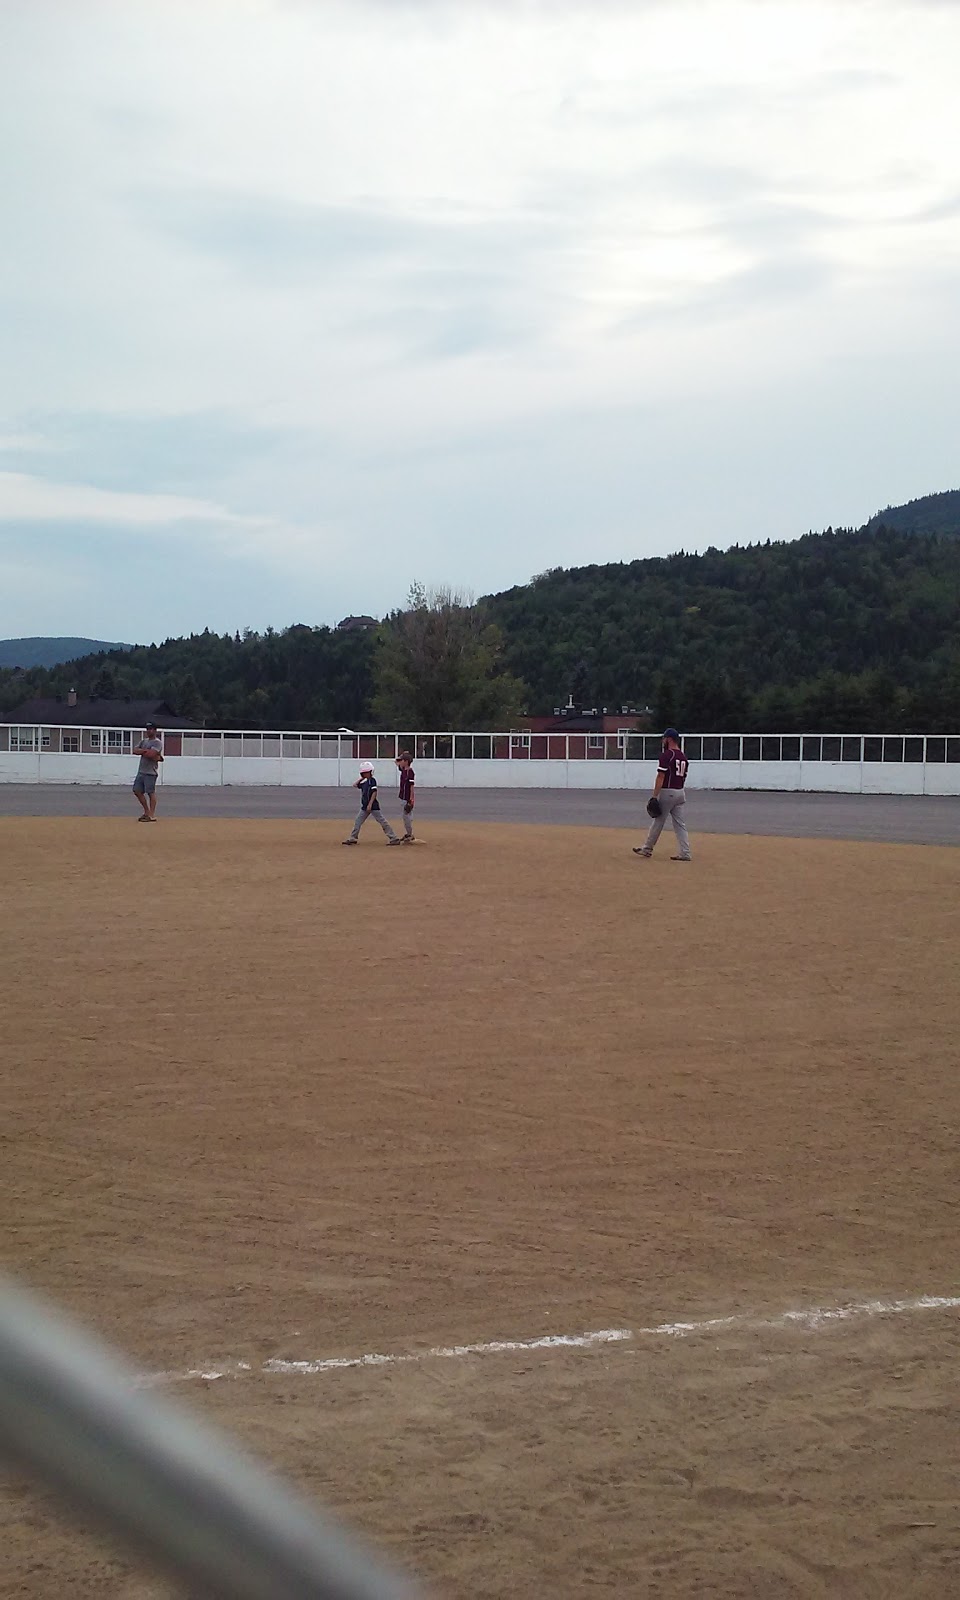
[372,584,527,729]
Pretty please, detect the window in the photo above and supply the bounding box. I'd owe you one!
[92,731,134,754]
[62,733,79,753]
[587,734,604,750]
[510,731,531,750]
[11,726,38,752]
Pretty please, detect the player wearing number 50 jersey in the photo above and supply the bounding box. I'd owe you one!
[634,728,692,861]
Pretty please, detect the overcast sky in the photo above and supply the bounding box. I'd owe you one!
[1,0,958,643]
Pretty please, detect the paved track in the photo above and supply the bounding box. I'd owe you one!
[0,784,957,845]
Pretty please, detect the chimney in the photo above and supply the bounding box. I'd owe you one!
[67,688,78,708]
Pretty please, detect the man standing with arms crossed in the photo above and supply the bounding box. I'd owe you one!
[634,728,691,861]
[132,721,163,822]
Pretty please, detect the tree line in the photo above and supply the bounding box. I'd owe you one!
[487,521,960,732]
[2,504,958,732]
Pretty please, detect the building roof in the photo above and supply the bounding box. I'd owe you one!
[526,712,645,731]
[336,614,379,631]
[4,698,199,728]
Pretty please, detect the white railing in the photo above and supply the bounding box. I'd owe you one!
[1,724,959,794]
[0,1274,418,1599]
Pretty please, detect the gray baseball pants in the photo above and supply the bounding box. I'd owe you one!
[640,790,691,858]
[349,808,398,842]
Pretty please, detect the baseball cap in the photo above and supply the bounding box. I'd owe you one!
[662,727,680,741]
[145,722,158,731]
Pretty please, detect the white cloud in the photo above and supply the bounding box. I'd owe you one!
[0,471,261,528]
[0,0,958,637]
[0,432,54,454]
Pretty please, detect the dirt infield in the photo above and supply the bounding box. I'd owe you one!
[4,818,959,1597]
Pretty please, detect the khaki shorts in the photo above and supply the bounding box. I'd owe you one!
[133,772,157,795]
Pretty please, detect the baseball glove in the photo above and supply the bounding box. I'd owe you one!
[645,796,662,818]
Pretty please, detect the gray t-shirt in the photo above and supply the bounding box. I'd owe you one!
[137,737,163,775]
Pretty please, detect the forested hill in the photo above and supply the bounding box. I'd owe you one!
[485,514,960,731]
[866,488,960,537]
[0,636,129,669]
[0,624,378,731]
[1,493,959,732]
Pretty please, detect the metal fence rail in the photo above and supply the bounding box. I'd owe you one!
[0,1275,421,1600]
[4,725,960,795]
[4,725,960,764]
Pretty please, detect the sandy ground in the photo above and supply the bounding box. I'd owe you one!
[2,818,959,1597]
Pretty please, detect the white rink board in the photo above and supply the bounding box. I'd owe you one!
[860,763,928,795]
[2,745,959,797]
[162,758,223,786]
[921,765,960,796]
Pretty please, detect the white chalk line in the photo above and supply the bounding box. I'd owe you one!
[144,1293,960,1388]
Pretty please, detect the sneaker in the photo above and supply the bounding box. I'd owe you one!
[387,837,402,846]
[670,856,691,862]
[401,836,414,844]
[632,847,651,857]
[342,839,358,846]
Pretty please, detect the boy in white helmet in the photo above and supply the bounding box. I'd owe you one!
[342,762,401,845]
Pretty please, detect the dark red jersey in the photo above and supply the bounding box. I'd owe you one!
[399,766,415,803]
[658,747,688,789]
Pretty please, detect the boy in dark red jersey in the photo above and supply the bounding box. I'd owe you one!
[634,728,692,860]
[396,750,416,843]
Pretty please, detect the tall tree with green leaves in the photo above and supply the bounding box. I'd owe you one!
[372,584,527,730]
